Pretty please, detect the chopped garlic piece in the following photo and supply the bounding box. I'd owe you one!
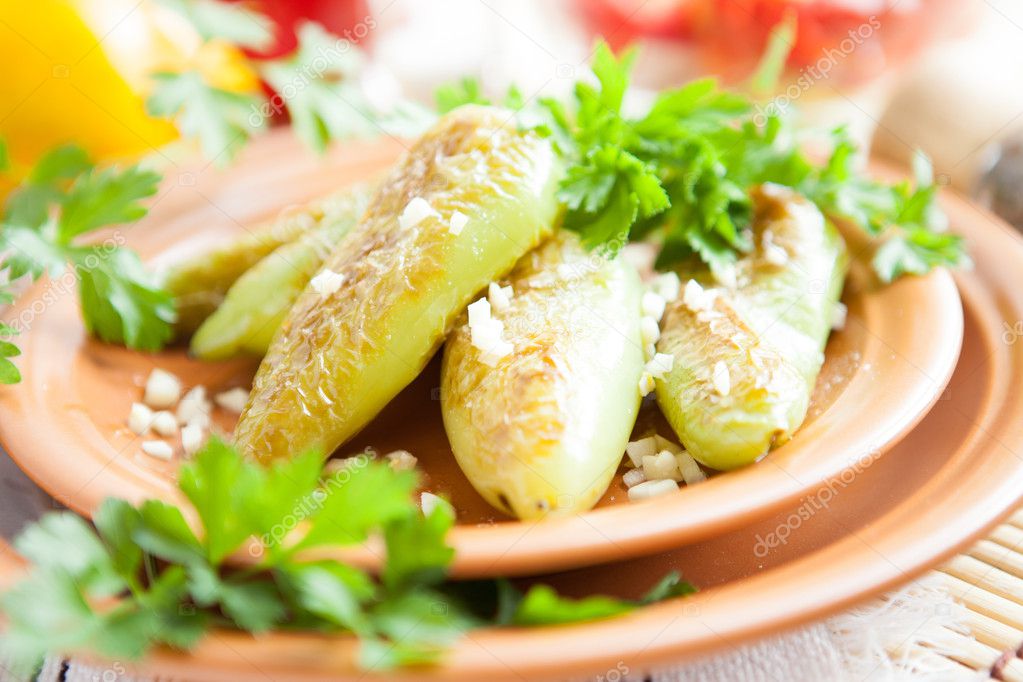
[625,436,658,467]
[144,369,181,409]
[215,387,249,414]
[176,386,209,424]
[181,423,204,457]
[682,279,716,312]
[310,269,346,296]
[641,291,666,321]
[621,437,654,470]
[141,440,173,461]
[714,263,737,288]
[640,316,660,348]
[128,402,153,435]
[638,371,656,397]
[487,281,512,312]
[467,297,491,327]
[151,411,178,437]
[187,413,211,431]
[398,197,439,229]
[449,210,468,235]
[421,492,445,516]
[712,360,731,396]
[831,302,848,331]
[645,353,674,379]
[643,451,683,482]
[761,229,789,266]
[323,456,361,476]
[651,272,681,302]
[386,450,418,471]
[467,297,512,365]
[654,435,684,455]
[764,245,788,266]
[675,451,707,485]
[628,479,678,501]
[622,468,646,488]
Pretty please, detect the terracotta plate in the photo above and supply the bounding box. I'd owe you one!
[0,190,1016,682]
[0,132,963,577]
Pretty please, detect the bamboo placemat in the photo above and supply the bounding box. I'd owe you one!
[931,508,1023,681]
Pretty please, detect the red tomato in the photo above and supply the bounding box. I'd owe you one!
[574,0,699,49]
[578,0,979,87]
[241,0,372,59]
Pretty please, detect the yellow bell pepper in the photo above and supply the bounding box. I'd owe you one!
[0,0,259,197]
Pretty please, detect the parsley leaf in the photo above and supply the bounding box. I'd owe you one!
[74,248,176,351]
[257,23,435,154]
[0,146,175,372]
[157,0,273,49]
[510,585,634,626]
[382,497,456,590]
[58,165,160,241]
[3,144,92,229]
[435,78,528,115]
[514,39,966,281]
[0,336,20,384]
[297,460,417,548]
[640,571,698,604]
[435,78,490,113]
[0,441,697,673]
[148,71,266,165]
[178,437,263,563]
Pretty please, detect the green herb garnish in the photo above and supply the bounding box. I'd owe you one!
[0,145,173,377]
[0,440,695,674]
[147,71,267,165]
[148,18,433,163]
[462,40,967,281]
[156,0,274,49]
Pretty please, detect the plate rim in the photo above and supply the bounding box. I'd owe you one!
[0,185,1013,682]
[0,133,965,578]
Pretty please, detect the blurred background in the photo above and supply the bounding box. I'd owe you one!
[4,0,1023,219]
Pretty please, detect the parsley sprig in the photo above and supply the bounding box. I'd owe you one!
[148,6,433,163]
[0,145,174,381]
[466,41,968,281]
[0,439,695,674]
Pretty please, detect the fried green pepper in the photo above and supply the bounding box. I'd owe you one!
[234,106,563,462]
[164,190,361,336]
[655,184,848,470]
[441,233,645,519]
[189,186,371,360]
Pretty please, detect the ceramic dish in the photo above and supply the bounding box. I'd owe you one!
[0,185,1015,681]
[0,132,963,577]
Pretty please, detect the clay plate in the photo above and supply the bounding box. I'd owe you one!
[0,191,1015,682]
[0,132,963,577]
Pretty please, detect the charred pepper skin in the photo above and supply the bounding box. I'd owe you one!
[189,186,372,360]
[234,106,563,463]
[441,233,645,520]
[655,184,848,471]
[164,190,363,337]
